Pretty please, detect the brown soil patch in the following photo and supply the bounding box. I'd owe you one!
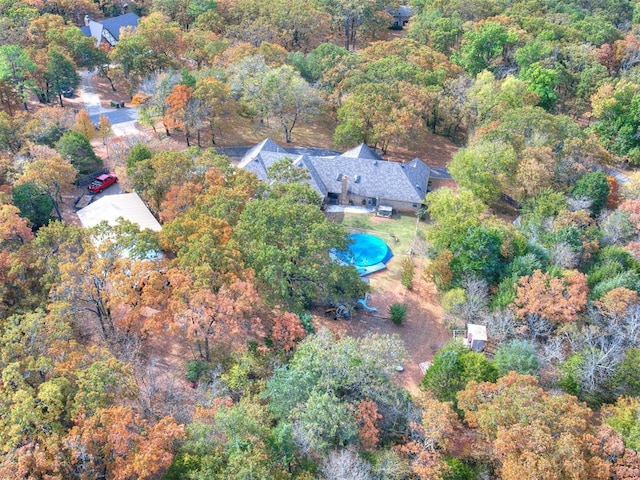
[92,74,130,108]
[315,242,449,396]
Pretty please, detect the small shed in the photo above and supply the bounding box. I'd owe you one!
[464,324,487,352]
[377,205,393,217]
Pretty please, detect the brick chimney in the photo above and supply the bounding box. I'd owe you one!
[339,174,349,206]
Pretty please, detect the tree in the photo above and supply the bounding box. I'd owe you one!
[450,141,517,204]
[263,65,323,143]
[17,154,76,221]
[0,111,25,154]
[334,81,414,153]
[265,329,409,453]
[73,109,95,141]
[192,77,231,145]
[512,269,589,324]
[424,188,486,251]
[164,84,194,145]
[591,80,640,164]
[235,183,367,309]
[420,340,498,404]
[0,45,35,111]
[449,225,508,284]
[315,0,389,51]
[572,171,611,215]
[65,406,184,479]
[605,396,640,451]
[170,274,265,362]
[12,182,54,229]
[454,21,519,75]
[55,130,102,175]
[493,339,539,376]
[44,49,79,107]
[98,115,112,147]
[126,142,153,171]
[458,372,610,480]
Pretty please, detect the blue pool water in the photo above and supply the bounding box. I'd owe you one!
[335,233,392,267]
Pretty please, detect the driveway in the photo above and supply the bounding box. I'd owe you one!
[79,69,141,137]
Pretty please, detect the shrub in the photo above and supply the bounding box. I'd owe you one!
[185,360,208,383]
[493,339,539,376]
[571,171,610,215]
[389,303,407,325]
[401,257,415,290]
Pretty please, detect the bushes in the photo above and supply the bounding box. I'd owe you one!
[388,303,406,325]
[185,360,209,383]
[55,130,102,175]
[401,257,415,290]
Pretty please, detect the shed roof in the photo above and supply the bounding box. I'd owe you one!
[77,192,161,232]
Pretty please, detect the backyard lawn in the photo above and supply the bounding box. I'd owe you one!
[324,210,450,392]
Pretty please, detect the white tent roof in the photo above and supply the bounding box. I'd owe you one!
[77,192,162,232]
[467,323,487,341]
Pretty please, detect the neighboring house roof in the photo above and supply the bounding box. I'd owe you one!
[238,138,430,205]
[77,192,162,232]
[385,5,414,18]
[81,13,139,47]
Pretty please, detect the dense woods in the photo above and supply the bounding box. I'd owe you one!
[2,0,640,478]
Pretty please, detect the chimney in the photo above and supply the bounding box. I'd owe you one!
[84,14,90,26]
[339,175,349,206]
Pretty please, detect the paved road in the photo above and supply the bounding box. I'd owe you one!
[79,69,140,136]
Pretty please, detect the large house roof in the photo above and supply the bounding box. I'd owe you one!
[77,192,162,232]
[81,13,139,46]
[238,139,430,205]
[101,12,139,41]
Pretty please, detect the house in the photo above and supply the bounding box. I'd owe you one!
[238,138,431,213]
[81,13,139,48]
[386,5,414,29]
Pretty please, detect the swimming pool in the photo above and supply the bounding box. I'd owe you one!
[335,233,393,267]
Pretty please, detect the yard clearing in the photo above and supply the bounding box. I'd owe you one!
[322,211,450,394]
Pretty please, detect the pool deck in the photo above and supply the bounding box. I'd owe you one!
[326,206,375,214]
[357,262,387,277]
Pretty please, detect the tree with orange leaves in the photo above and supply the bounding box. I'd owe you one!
[270,311,306,353]
[458,372,610,480]
[64,406,184,479]
[398,395,460,480]
[164,84,193,145]
[512,269,588,323]
[355,399,383,451]
[170,271,265,362]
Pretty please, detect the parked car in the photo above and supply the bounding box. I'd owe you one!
[88,173,118,194]
[61,86,74,98]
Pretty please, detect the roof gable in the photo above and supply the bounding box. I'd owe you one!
[101,13,139,41]
[339,143,383,161]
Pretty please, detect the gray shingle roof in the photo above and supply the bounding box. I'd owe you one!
[80,13,139,43]
[101,13,139,41]
[308,154,429,203]
[338,143,383,160]
[238,139,430,205]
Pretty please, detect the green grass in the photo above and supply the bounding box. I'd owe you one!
[336,212,422,257]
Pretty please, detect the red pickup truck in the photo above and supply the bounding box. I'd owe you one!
[88,173,118,194]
